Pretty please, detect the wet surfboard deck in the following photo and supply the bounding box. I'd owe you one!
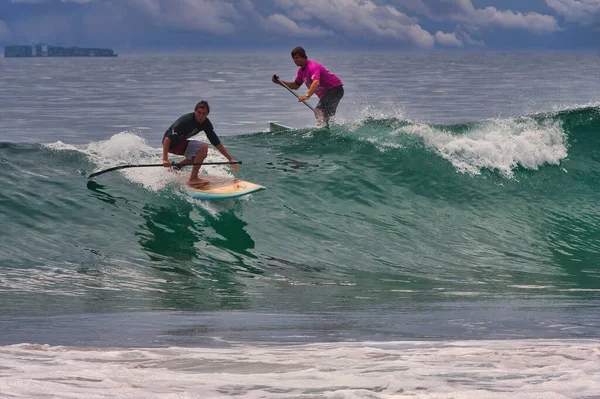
[180,173,265,200]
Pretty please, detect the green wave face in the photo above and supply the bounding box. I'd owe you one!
[1,106,599,317]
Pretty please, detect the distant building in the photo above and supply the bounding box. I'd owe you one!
[4,43,118,57]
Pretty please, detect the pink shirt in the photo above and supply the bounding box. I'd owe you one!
[294,60,343,99]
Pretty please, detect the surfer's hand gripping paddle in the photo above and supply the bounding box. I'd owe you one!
[273,75,316,113]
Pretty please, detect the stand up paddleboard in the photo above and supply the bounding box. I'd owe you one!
[269,122,330,132]
[269,122,293,132]
[181,173,265,200]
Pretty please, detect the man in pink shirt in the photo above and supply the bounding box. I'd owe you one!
[272,46,344,127]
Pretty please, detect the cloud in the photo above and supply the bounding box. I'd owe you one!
[545,0,600,26]
[435,31,463,47]
[458,31,485,47]
[127,0,244,35]
[452,0,560,34]
[0,21,12,41]
[2,0,593,50]
[263,14,333,38]
[269,0,436,48]
[396,0,560,34]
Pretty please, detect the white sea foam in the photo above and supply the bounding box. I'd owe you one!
[45,132,237,213]
[346,102,408,131]
[78,131,234,191]
[44,141,79,152]
[402,117,568,176]
[0,339,598,398]
[510,285,553,289]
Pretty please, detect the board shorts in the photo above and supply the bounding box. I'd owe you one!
[316,85,344,118]
[169,139,205,160]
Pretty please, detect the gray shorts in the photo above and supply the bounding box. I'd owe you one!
[183,140,205,160]
[316,85,344,118]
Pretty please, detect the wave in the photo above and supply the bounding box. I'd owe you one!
[256,105,600,178]
[1,105,598,194]
[1,105,599,208]
[1,105,599,314]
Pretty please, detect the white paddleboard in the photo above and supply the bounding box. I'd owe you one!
[179,173,265,200]
[269,122,293,132]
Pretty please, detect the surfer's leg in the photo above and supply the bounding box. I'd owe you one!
[314,108,326,127]
[317,86,344,127]
[185,141,209,185]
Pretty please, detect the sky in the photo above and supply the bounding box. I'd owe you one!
[0,0,598,52]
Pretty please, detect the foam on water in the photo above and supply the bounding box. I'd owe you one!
[401,117,567,176]
[0,339,598,399]
[50,131,237,194]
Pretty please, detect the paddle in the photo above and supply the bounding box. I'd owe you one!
[274,76,316,113]
[88,161,242,179]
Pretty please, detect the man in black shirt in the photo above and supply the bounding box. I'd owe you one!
[162,101,238,185]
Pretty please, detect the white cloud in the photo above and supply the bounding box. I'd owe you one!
[546,0,600,26]
[2,0,581,50]
[458,31,485,47]
[263,14,333,38]
[128,0,243,35]
[269,0,436,48]
[395,0,560,34]
[451,0,560,34]
[6,0,439,48]
[435,31,463,47]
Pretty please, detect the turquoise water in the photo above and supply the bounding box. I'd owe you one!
[1,53,599,397]
[2,106,599,330]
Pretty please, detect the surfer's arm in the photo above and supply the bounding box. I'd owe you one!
[272,74,299,89]
[299,80,319,101]
[278,79,301,90]
[162,137,171,166]
[215,143,239,173]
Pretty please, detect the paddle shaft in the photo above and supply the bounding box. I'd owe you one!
[88,161,242,179]
[276,77,316,113]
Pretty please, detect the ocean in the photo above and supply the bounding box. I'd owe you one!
[1,51,599,398]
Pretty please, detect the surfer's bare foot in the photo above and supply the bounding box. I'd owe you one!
[188,178,209,186]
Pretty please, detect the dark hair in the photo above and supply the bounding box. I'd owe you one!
[195,100,210,114]
[291,46,307,59]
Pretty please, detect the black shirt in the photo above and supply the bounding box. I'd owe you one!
[163,113,221,149]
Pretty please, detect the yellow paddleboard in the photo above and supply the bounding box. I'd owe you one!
[181,174,265,200]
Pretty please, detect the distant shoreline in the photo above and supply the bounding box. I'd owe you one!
[4,44,117,58]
